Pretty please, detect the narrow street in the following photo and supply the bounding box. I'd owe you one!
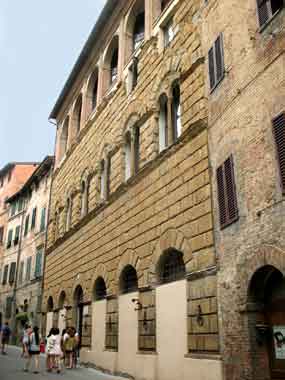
[0,346,126,380]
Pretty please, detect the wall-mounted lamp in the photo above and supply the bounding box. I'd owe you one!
[132,298,142,311]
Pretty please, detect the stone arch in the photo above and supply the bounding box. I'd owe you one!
[57,290,67,310]
[237,244,285,308]
[115,248,142,292]
[148,228,192,285]
[124,0,145,63]
[151,55,183,107]
[119,99,149,138]
[90,263,111,297]
[71,276,89,304]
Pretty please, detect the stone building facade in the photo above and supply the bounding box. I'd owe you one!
[201,1,285,380]
[43,1,222,380]
[0,163,38,326]
[0,157,53,339]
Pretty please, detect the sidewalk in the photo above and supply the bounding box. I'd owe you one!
[0,345,127,380]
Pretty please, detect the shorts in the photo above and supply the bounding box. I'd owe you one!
[65,350,74,354]
[29,350,40,355]
[1,338,8,345]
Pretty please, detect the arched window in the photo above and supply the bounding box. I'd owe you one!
[60,117,69,159]
[58,291,66,310]
[125,132,132,180]
[65,197,72,232]
[81,179,89,217]
[133,12,145,51]
[73,95,83,135]
[94,277,107,301]
[159,93,168,152]
[47,296,54,312]
[161,0,172,11]
[120,265,138,294]
[125,0,145,63]
[86,69,99,118]
[157,249,185,284]
[110,48,118,85]
[172,83,181,141]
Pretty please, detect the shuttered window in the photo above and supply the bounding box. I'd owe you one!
[6,229,13,249]
[26,257,32,281]
[257,0,283,27]
[217,155,239,228]
[2,265,8,285]
[35,248,43,278]
[272,112,285,193]
[31,207,37,230]
[9,262,16,284]
[40,207,46,232]
[24,214,29,236]
[18,261,24,284]
[14,225,20,245]
[0,226,4,243]
[208,34,224,91]
[5,297,13,318]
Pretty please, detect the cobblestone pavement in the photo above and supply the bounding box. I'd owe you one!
[0,346,126,380]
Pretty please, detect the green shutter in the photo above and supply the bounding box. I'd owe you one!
[40,208,46,232]
[14,226,20,245]
[26,257,32,281]
[7,229,13,248]
[24,215,30,236]
[35,249,43,278]
[31,207,37,230]
[19,261,24,284]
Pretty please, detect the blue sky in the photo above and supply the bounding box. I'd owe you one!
[0,1,105,168]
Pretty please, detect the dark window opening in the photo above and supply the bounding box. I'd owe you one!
[92,77,98,110]
[133,12,145,50]
[157,249,185,284]
[161,0,172,11]
[172,83,181,141]
[94,277,107,300]
[47,296,54,312]
[257,0,283,27]
[110,48,118,85]
[120,265,138,294]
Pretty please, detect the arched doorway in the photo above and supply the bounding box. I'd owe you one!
[249,265,285,379]
[74,285,84,346]
[46,296,54,336]
[58,291,66,334]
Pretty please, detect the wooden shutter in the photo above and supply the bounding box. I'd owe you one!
[217,155,239,228]
[272,113,285,193]
[19,261,24,284]
[14,225,20,245]
[208,47,215,90]
[9,262,16,284]
[0,226,4,243]
[40,207,46,232]
[257,0,269,26]
[215,34,224,83]
[5,297,13,318]
[24,214,29,236]
[26,257,32,281]
[7,229,13,248]
[2,265,8,285]
[31,207,37,229]
[35,249,43,278]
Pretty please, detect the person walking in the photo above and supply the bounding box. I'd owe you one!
[21,323,31,358]
[25,326,41,373]
[1,322,11,355]
[64,328,76,369]
[48,328,62,374]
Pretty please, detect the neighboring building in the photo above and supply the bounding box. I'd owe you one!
[43,1,220,380]
[0,157,53,338]
[202,1,285,380]
[0,162,38,325]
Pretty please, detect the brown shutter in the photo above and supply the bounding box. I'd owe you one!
[217,155,239,228]
[273,113,285,193]
[257,0,269,26]
[208,47,215,90]
[215,34,224,83]
[224,156,239,223]
[217,165,227,227]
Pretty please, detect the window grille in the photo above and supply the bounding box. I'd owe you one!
[158,249,185,284]
[273,112,285,193]
[208,34,224,91]
[120,265,138,294]
[94,277,107,300]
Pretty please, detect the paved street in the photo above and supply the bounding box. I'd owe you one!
[0,346,125,380]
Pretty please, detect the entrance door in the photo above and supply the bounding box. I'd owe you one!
[266,279,285,379]
[76,304,83,342]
